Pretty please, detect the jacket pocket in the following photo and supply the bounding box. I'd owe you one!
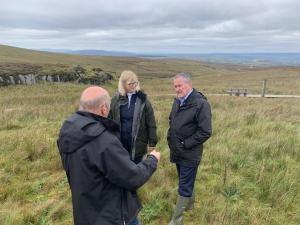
[168,133,185,153]
[174,135,185,152]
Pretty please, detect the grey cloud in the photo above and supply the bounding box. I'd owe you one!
[0,0,274,29]
[0,0,300,52]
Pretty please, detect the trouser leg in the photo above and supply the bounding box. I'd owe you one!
[177,164,198,198]
[169,164,198,225]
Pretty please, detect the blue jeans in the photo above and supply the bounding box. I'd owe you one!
[176,164,198,197]
[130,217,140,225]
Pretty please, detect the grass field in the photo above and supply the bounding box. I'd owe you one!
[1,82,299,225]
[0,45,300,224]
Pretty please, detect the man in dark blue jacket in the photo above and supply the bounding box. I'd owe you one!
[167,73,212,225]
[57,86,160,225]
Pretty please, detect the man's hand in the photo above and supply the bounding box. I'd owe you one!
[149,149,160,161]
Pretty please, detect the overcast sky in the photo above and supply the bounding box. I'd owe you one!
[0,0,300,53]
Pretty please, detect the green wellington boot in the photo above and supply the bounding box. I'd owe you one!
[185,191,195,211]
[168,195,190,225]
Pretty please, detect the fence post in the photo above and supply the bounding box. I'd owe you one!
[262,79,267,97]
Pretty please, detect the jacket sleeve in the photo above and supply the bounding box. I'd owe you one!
[145,100,158,147]
[95,134,158,190]
[167,100,176,138]
[183,100,212,149]
[108,95,116,120]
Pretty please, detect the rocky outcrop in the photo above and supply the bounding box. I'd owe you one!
[0,65,115,86]
[0,74,36,85]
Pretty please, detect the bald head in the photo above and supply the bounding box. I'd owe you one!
[79,86,111,117]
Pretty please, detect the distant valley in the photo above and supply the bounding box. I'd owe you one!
[42,48,300,67]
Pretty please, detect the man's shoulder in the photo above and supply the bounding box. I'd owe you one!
[92,129,124,157]
[95,128,118,142]
[191,89,207,100]
[86,123,119,150]
[189,90,207,106]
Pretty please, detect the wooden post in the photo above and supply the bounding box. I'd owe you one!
[262,79,267,97]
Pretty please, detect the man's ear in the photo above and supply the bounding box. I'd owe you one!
[99,104,109,117]
[99,105,105,116]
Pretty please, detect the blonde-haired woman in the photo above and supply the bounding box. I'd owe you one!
[109,70,157,225]
[109,70,158,164]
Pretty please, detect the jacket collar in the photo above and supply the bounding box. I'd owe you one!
[118,90,147,103]
[77,111,120,133]
[174,88,207,108]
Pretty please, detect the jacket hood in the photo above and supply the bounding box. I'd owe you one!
[57,111,119,154]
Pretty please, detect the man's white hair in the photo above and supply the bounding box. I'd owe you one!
[174,72,192,83]
[79,92,110,112]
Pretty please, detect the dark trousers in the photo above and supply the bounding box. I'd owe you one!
[176,164,198,197]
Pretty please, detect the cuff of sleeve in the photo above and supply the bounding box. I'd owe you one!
[147,154,158,163]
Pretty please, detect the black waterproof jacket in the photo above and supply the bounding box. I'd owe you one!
[109,91,157,159]
[167,89,212,164]
[57,111,158,225]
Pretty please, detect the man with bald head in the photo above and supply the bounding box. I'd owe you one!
[57,86,160,225]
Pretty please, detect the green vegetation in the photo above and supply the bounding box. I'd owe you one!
[1,83,299,225]
[1,44,300,95]
[0,45,299,224]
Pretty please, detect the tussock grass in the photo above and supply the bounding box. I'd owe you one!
[1,75,300,225]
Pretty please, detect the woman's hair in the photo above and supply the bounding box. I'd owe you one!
[118,70,141,96]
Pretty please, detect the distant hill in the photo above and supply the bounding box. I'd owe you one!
[0,44,220,79]
[42,48,139,57]
[41,48,167,58]
[2,44,299,84]
[0,45,117,86]
[40,47,300,67]
[167,53,300,67]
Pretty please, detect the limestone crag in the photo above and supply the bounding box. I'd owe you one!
[0,66,115,86]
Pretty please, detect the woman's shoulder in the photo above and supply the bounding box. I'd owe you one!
[110,92,117,99]
[136,90,147,102]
